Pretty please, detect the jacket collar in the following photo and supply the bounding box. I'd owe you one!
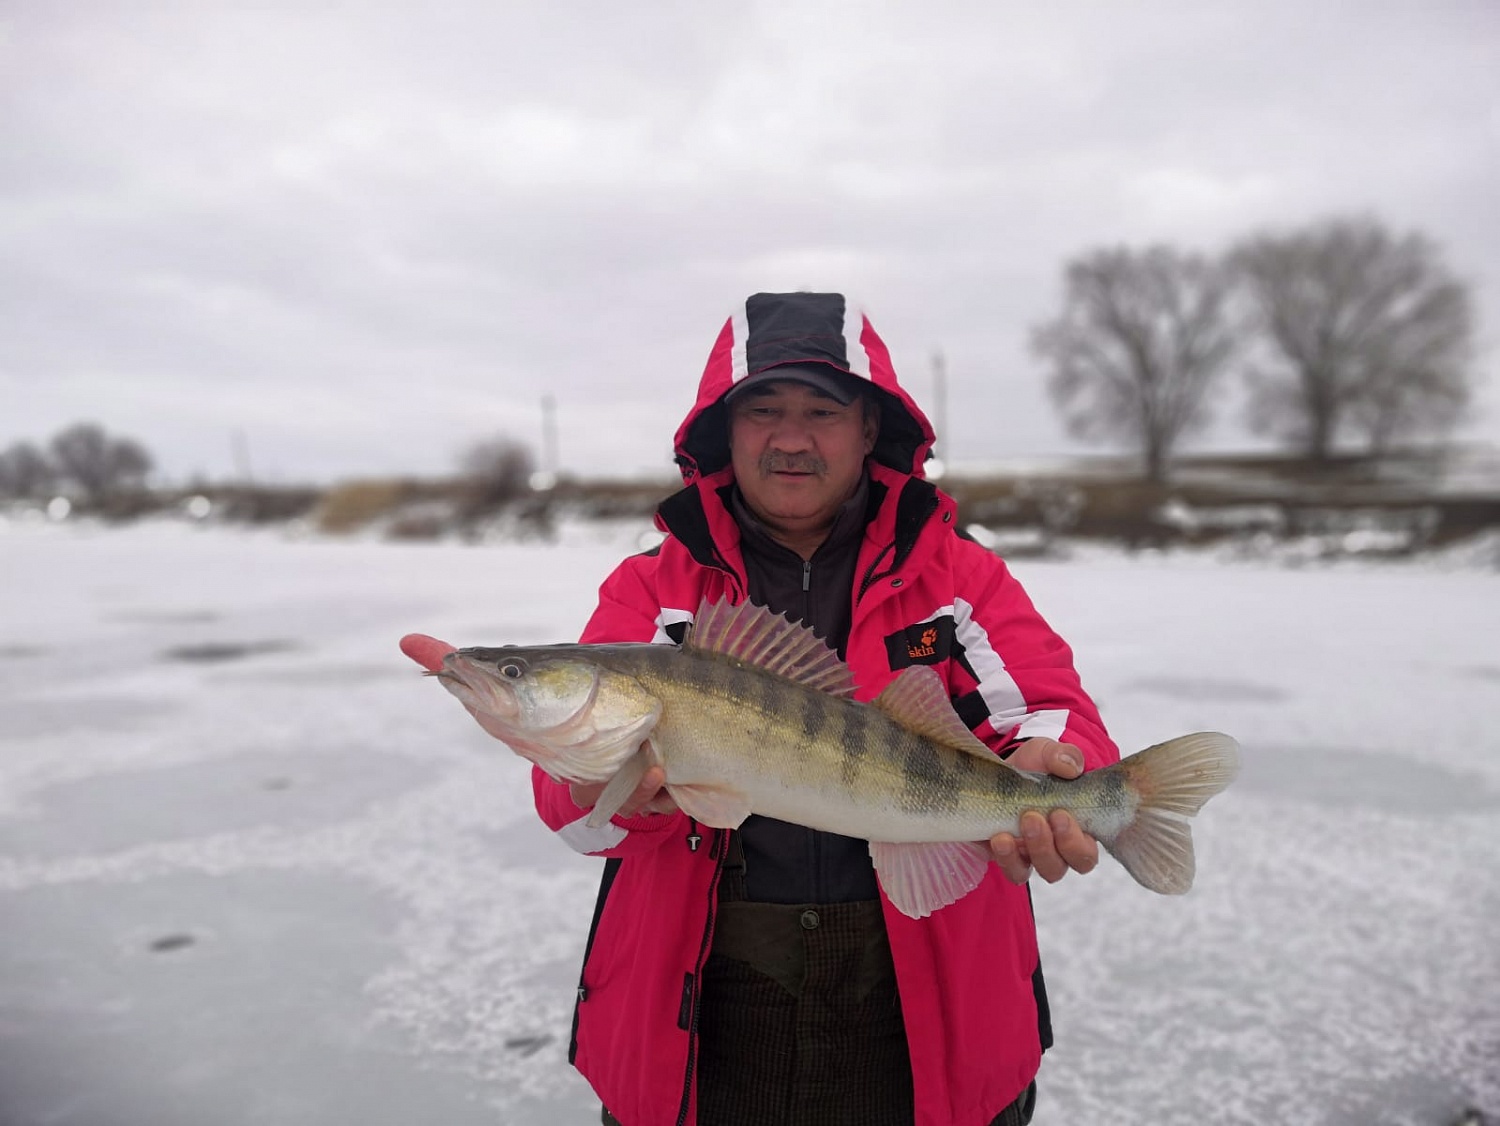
[655,461,946,586]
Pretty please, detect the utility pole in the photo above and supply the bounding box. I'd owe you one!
[540,394,560,486]
[230,428,254,485]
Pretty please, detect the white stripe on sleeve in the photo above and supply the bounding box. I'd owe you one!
[952,596,1070,739]
[557,812,629,854]
[652,606,696,645]
[1014,709,1070,742]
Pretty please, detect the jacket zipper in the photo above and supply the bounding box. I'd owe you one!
[710,554,745,602]
[675,828,727,1126]
[856,542,896,601]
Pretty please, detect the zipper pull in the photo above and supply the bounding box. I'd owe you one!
[802,560,812,591]
[686,819,703,852]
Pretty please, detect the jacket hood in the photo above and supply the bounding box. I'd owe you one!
[672,292,936,482]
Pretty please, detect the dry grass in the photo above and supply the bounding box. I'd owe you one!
[314,480,418,534]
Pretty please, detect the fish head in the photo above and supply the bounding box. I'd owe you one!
[434,645,660,784]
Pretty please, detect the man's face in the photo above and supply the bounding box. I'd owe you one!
[728,380,878,547]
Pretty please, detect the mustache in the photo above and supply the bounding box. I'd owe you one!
[759,451,827,476]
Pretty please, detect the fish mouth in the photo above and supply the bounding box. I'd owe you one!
[425,665,476,697]
[430,656,523,724]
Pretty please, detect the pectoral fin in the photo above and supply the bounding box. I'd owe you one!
[584,748,652,828]
[666,782,754,829]
[869,839,993,919]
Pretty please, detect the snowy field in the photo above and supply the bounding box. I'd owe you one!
[0,519,1496,1126]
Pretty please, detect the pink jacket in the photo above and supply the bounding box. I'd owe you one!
[532,295,1118,1126]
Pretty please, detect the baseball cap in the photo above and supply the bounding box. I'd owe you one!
[725,363,861,406]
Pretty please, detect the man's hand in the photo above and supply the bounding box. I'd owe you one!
[568,759,679,818]
[989,738,1100,885]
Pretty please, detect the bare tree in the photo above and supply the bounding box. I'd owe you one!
[0,441,56,499]
[1033,246,1236,482]
[1346,271,1473,457]
[1231,217,1474,462]
[458,435,536,512]
[49,423,154,501]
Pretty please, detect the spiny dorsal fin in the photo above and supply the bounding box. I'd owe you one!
[872,666,1001,762]
[686,597,857,698]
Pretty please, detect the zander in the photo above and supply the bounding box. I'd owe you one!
[401,597,1239,919]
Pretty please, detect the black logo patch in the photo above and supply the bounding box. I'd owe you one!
[884,616,957,670]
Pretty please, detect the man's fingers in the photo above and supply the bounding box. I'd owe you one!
[568,779,604,809]
[989,831,1033,884]
[1029,739,1083,778]
[1004,738,1085,778]
[989,741,1095,884]
[1046,744,1084,778]
[570,766,674,817]
[1020,810,1070,883]
[621,766,671,816]
[1049,810,1098,874]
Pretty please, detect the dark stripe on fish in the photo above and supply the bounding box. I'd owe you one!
[1094,763,1129,809]
[756,669,784,724]
[993,755,1031,798]
[801,692,827,743]
[900,737,961,814]
[839,701,872,787]
[685,649,725,694]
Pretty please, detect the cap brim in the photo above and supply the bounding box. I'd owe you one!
[725,364,860,405]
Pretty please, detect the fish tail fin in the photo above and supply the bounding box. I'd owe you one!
[1103,732,1240,895]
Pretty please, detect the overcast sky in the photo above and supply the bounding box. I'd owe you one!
[3,1,1497,484]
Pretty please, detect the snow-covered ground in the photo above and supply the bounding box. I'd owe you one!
[1,519,1495,1126]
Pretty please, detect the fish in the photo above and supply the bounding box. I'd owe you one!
[400,597,1239,919]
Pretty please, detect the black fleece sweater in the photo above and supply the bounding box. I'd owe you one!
[728,476,882,904]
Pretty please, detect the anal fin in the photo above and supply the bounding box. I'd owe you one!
[869,839,993,919]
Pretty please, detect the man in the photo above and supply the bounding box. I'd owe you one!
[531,292,1118,1126]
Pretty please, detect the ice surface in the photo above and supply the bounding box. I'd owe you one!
[1,520,1496,1124]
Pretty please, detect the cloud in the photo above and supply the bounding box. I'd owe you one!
[2,1,1496,481]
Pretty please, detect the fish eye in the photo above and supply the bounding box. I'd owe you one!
[499,660,526,679]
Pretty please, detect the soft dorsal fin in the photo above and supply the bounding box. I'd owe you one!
[685,597,857,698]
[872,666,1000,762]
